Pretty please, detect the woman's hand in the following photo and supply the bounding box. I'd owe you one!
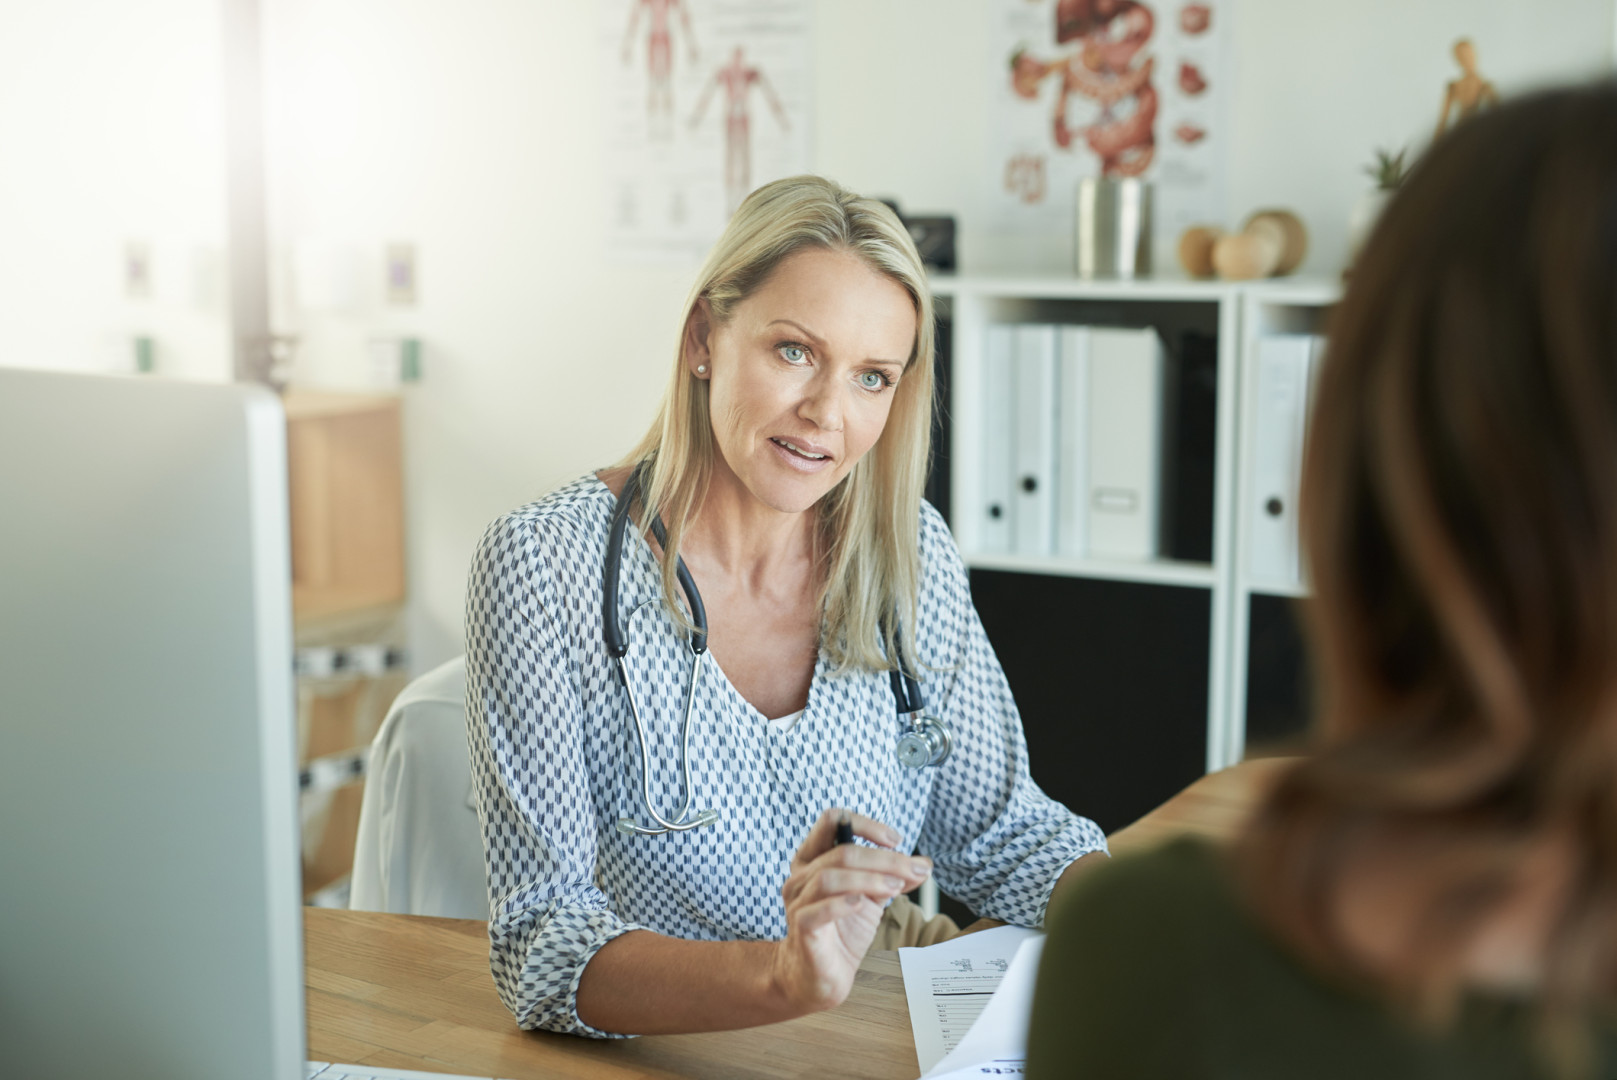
[770,808,933,1013]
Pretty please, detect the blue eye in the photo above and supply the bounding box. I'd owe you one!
[859,370,893,391]
[779,343,808,364]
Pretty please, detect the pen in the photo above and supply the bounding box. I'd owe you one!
[834,811,853,846]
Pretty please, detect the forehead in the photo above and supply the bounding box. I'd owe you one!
[737,248,917,355]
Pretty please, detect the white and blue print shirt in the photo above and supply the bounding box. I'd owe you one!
[465,474,1107,1037]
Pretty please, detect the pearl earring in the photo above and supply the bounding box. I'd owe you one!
[696,365,707,374]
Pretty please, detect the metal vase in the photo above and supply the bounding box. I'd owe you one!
[1075,178,1153,279]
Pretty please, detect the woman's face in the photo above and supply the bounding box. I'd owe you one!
[689,247,917,516]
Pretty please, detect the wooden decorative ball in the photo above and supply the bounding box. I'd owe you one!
[1240,209,1308,274]
[1176,225,1226,278]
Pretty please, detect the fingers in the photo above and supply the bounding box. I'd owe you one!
[790,891,881,937]
[791,867,911,907]
[796,807,904,866]
[782,842,933,907]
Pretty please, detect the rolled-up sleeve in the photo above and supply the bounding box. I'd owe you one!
[914,508,1108,927]
[464,513,642,1038]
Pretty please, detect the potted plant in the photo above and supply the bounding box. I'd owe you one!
[1347,148,1409,266]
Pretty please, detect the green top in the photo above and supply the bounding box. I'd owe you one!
[1026,837,1617,1079]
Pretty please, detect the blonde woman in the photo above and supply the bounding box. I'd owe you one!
[466,175,1106,1038]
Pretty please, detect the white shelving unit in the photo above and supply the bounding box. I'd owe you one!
[1225,279,1340,763]
[933,273,1340,774]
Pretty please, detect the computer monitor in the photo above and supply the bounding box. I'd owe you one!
[0,368,303,1079]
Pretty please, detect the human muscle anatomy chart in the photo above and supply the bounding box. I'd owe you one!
[622,0,698,139]
[600,0,809,263]
[992,0,1228,267]
[691,47,791,215]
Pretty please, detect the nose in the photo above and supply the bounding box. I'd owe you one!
[797,369,844,433]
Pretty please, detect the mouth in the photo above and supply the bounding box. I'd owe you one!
[768,436,834,471]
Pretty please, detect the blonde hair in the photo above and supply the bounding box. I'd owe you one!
[618,174,936,673]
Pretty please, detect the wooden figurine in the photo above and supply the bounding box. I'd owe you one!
[1436,39,1498,139]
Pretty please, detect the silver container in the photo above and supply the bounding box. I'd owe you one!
[1075,178,1152,279]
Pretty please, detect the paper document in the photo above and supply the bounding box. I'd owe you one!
[898,925,1040,1076]
[923,936,1045,1079]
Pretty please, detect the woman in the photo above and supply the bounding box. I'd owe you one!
[466,175,1107,1038]
[1027,84,1617,1077]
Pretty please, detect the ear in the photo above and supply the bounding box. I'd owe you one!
[684,299,713,377]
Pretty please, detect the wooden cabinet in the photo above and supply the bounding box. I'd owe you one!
[284,391,405,623]
[283,390,408,901]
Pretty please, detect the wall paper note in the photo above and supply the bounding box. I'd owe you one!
[601,0,811,262]
[991,0,1229,264]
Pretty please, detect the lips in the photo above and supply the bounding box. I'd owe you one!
[769,436,834,470]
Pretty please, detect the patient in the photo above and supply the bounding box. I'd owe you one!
[1028,82,1617,1078]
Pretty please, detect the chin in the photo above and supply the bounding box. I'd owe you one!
[747,468,840,515]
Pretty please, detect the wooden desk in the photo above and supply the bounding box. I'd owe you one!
[305,757,1293,1079]
[307,910,914,1079]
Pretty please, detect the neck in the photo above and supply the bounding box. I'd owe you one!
[682,457,817,591]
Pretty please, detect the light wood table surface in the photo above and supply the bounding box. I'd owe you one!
[305,757,1294,1079]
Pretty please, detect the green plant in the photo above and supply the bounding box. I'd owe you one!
[1365,147,1410,191]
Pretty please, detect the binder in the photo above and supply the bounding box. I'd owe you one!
[1012,324,1058,556]
[1055,326,1090,558]
[1087,327,1165,560]
[1247,334,1318,584]
[979,325,1015,552]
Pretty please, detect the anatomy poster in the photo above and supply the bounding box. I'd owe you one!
[601,0,811,263]
[993,0,1229,263]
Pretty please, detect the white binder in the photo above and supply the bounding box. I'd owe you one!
[1012,324,1058,556]
[1087,327,1165,560]
[1247,334,1319,584]
[979,325,1015,552]
[1055,326,1091,558]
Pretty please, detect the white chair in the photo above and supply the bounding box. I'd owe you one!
[349,656,490,919]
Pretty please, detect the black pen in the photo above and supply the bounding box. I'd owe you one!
[834,811,853,846]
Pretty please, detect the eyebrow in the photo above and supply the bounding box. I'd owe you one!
[767,319,906,368]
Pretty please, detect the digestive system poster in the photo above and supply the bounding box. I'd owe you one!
[992,0,1228,261]
[601,0,811,262]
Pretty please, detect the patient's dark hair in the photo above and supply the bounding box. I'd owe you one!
[1241,82,1617,1013]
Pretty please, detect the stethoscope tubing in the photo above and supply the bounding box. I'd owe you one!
[613,637,714,836]
[603,462,947,838]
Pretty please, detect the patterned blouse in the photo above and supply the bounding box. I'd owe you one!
[464,474,1107,1037]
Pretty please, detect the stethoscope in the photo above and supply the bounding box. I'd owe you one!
[602,465,953,837]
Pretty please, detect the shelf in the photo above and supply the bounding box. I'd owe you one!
[1242,277,1342,307]
[1239,579,1310,599]
[931,273,1237,303]
[964,551,1217,588]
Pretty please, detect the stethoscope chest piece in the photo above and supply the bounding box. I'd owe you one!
[896,714,952,769]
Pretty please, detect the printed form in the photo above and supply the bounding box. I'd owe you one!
[898,925,1044,1078]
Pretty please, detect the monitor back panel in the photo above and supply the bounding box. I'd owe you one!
[0,369,303,1080]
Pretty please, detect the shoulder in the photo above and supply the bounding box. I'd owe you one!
[1027,839,1229,1076]
[1047,837,1232,956]
[470,474,618,602]
[477,474,615,562]
[915,499,966,592]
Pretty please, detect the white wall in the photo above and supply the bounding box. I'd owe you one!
[269,0,1612,670]
[811,0,1615,274]
[1224,0,1613,272]
[262,0,696,665]
[0,2,232,380]
[5,1,1608,668]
